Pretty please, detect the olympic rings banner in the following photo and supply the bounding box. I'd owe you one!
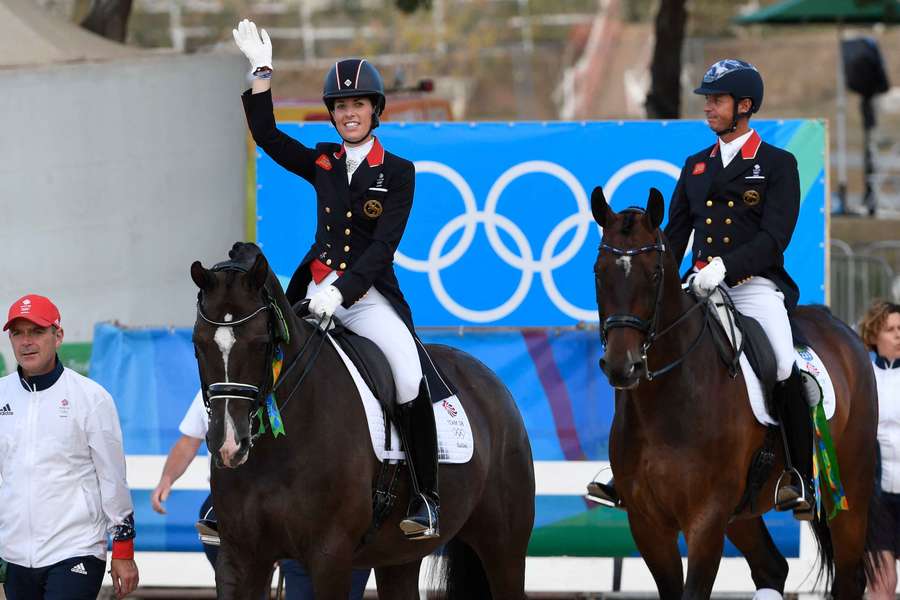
[255,120,827,326]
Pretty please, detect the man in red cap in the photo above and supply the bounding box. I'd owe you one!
[1,295,140,599]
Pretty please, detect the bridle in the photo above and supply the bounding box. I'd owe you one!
[195,260,330,443]
[595,228,711,381]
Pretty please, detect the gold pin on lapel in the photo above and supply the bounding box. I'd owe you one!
[363,199,383,219]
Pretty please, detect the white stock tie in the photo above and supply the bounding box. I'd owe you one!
[346,157,360,182]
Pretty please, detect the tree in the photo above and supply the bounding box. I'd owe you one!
[80,0,133,42]
[395,0,430,12]
[644,0,687,119]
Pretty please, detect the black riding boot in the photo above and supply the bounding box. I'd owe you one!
[396,380,440,540]
[586,478,624,509]
[773,366,816,520]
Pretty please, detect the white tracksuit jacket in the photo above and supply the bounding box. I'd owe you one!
[0,364,134,568]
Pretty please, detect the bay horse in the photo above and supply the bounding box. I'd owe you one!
[189,242,535,599]
[590,187,879,599]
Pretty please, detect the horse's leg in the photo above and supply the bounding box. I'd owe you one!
[827,499,870,599]
[460,532,527,599]
[453,479,531,598]
[726,517,788,596]
[628,516,684,599]
[215,544,275,600]
[373,559,422,600]
[305,543,355,600]
[682,514,729,600]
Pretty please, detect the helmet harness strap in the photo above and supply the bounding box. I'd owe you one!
[717,95,753,137]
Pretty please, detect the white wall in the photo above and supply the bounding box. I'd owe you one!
[0,51,248,369]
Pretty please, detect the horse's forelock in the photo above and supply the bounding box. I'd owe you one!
[616,208,655,240]
[228,242,263,267]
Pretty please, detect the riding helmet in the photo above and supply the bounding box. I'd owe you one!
[322,58,386,118]
[693,59,764,114]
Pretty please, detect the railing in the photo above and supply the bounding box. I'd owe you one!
[829,239,898,327]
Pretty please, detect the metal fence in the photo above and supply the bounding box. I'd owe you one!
[830,239,899,327]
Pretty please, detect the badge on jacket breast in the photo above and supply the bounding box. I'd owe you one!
[365,187,387,219]
[744,164,765,180]
[743,189,761,206]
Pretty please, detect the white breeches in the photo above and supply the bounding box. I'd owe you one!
[307,272,423,404]
[725,277,795,381]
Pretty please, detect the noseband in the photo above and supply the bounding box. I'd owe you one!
[596,230,711,381]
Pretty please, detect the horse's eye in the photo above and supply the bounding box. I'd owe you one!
[651,269,661,282]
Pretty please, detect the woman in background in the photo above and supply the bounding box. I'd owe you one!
[861,300,900,599]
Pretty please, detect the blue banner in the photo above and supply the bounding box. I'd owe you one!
[92,323,798,557]
[256,120,826,326]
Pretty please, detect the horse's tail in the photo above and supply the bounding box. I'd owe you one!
[863,491,889,587]
[808,490,886,595]
[427,537,492,599]
[808,508,835,592]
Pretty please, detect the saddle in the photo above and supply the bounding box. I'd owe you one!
[704,290,823,416]
[705,289,778,408]
[291,301,456,407]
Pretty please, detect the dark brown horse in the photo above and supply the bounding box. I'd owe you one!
[590,187,879,599]
[189,242,535,599]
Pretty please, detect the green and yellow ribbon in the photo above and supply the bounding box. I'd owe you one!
[255,346,286,438]
[812,402,848,520]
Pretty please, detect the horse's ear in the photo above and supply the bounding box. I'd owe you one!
[646,187,665,230]
[591,186,612,226]
[248,253,269,290]
[190,261,216,291]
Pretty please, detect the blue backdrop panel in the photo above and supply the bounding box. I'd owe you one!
[92,324,799,556]
[256,120,826,327]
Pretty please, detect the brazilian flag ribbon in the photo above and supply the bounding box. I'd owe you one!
[812,402,848,520]
[255,346,286,438]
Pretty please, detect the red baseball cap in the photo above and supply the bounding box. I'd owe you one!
[3,294,62,331]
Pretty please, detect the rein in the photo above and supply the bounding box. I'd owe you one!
[596,231,714,381]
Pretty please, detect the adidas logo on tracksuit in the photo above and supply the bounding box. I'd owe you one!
[70,562,88,575]
[0,403,12,416]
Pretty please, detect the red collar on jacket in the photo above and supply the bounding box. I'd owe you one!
[708,130,761,160]
[332,137,385,167]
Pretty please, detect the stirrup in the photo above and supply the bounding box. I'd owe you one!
[399,495,440,540]
[774,468,812,515]
[585,481,624,509]
[585,467,624,509]
[195,520,220,546]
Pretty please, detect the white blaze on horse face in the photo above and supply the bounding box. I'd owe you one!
[214,314,242,466]
[214,314,235,382]
[219,398,243,466]
[616,255,632,278]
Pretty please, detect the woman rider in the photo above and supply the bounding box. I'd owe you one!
[233,19,439,540]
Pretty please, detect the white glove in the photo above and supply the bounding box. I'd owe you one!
[691,257,727,294]
[308,285,343,321]
[232,19,273,72]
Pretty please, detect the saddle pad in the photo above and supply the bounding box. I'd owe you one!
[706,290,835,425]
[327,336,474,464]
[743,346,836,426]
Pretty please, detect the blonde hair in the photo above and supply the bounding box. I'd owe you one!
[859,300,900,352]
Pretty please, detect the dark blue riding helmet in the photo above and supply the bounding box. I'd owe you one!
[322,59,386,118]
[694,59,764,114]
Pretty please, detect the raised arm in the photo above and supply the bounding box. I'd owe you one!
[234,19,318,182]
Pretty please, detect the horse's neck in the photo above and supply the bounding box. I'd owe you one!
[637,282,717,407]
